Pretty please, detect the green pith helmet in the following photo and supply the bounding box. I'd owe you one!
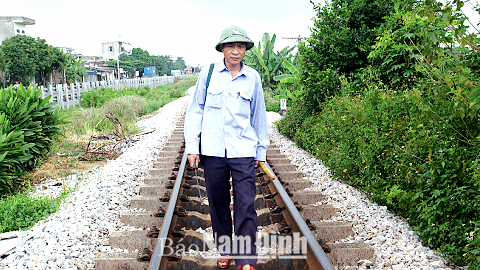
[215,25,254,52]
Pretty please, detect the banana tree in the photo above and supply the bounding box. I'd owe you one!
[273,60,302,101]
[65,57,87,84]
[244,33,295,90]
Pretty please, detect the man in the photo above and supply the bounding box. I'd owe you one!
[184,25,269,270]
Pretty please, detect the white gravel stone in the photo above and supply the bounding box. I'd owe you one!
[0,92,468,269]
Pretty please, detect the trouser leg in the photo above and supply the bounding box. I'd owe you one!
[229,157,257,267]
[203,155,232,255]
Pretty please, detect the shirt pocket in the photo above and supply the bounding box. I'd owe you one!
[237,91,252,116]
[205,87,223,108]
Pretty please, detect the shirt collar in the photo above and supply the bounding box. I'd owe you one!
[220,59,251,77]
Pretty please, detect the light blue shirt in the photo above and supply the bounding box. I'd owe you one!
[184,60,269,161]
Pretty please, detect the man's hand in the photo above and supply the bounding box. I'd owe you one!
[188,154,200,168]
[255,160,264,168]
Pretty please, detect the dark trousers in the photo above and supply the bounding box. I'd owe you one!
[203,155,257,267]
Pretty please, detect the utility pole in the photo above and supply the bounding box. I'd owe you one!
[282,35,305,44]
[117,35,121,80]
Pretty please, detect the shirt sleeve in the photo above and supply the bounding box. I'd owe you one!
[250,72,269,161]
[184,69,208,155]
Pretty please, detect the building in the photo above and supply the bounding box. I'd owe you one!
[0,16,35,44]
[101,41,132,61]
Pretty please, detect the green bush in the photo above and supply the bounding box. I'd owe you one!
[0,84,66,194]
[0,114,34,194]
[283,76,480,266]
[80,78,196,109]
[102,95,147,122]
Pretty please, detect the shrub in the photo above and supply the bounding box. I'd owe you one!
[101,95,147,122]
[286,76,480,266]
[0,114,34,194]
[0,84,66,194]
[65,107,103,136]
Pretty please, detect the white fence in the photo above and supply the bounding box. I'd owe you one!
[39,76,178,109]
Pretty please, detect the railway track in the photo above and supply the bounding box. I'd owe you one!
[95,115,374,269]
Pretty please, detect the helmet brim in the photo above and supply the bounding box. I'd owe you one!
[215,35,254,52]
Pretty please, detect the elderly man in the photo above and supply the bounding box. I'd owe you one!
[184,25,269,270]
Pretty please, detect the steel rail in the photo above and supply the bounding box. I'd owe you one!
[259,161,335,270]
[149,151,188,270]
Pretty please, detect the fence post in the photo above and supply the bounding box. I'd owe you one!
[57,84,63,109]
[70,84,74,109]
[65,84,70,110]
[48,85,53,100]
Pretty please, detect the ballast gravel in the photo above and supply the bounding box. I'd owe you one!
[0,89,467,270]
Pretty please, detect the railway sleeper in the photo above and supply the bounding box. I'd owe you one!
[109,230,158,251]
[153,160,176,169]
[143,176,169,185]
[325,242,374,267]
[291,191,325,205]
[120,210,164,229]
[299,204,337,221]
[281,179,311,191]
[95,252,149,270]
[130,197,168,212]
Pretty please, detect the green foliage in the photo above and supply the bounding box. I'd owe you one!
[0,115,33,194]
[263,90,281,113]
[0,35,70,86]
[34,39,70,86]
[72,78,196,135]
[1,35,37,85]
[278,68,341,138]
[244,33,295,89]
[110,48,191,77]
[367,9,425,86]
[0,84,67,194]
[277,0,480,267]
[65,57,87,84]
[102,95,147,122]
[301,0,394,76]
[172,57,187,71]
[0,186,71,233]
[273,60,303,102]
[288,76,480,266]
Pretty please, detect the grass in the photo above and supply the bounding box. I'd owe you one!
[0,77,196,233]
[0,185,72,233]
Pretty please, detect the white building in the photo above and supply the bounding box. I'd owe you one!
[101,41,132,61]
[0,16,35,44]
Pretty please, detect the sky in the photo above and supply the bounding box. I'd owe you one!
[1,0,321,68]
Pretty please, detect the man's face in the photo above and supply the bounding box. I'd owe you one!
[222,43,246,67]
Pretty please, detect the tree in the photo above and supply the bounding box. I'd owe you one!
[65,56,87,83]
[0,48,6,88]
[1,35,37,85]
[153,56,169,76]
[0,36,70,86]
[110,49,183,77]
[34,38,70,86]
[296,0,394,114]
[173,57,186,71]
[163,55,174,71]
[244,33,295,90]
[273,60,302,101]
